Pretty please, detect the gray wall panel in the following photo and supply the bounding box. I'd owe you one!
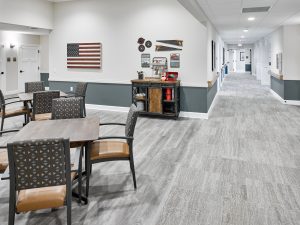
[49,81,211,113]
[271,76,284,99]
[180,86,207,113]
[40,73,49,87]
[284,80,300,101]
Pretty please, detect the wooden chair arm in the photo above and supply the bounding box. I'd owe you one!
[4,100,24,106]
[99,123,126,126]
[97,136,133,141]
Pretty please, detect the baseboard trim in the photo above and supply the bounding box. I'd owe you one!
[86,104,129,112]
[179,111,208,119]
[207,92,219,118]
[86,104,209,119]
[270,89,300,106]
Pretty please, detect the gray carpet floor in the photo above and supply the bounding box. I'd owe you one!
[0,72,299,225]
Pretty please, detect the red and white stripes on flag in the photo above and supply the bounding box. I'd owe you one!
[67,43,102,69]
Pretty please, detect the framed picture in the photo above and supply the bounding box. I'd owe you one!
[222,47,225,65]
[141,53,150,68]
[240,52,245,61]
[276,52,282,73]
[170,53,180,68]
[211,40,216,71]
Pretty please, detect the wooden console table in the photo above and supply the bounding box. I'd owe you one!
[131,79,180,118]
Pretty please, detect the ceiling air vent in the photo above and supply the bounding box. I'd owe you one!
[242,7,270,13]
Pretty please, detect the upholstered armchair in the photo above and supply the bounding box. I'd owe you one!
[85,104,140,197]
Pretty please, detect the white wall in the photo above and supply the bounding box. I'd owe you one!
[0,0,53,29]
[283,25,300,80]
[40,35,49,73]
[49,0,211,87]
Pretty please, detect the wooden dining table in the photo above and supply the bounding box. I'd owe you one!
[3,116,100,204]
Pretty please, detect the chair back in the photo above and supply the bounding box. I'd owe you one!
[75,82,88,97]
[52,97,84,119]
[0,90,5,111]
[7,138,71,191]
[125,104,139,137]
[33,91,60,115]
[25,81,45,93]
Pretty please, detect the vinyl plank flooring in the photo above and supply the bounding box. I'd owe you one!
[0,73,300,225]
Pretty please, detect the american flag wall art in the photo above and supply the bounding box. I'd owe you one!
[67,42,102,69]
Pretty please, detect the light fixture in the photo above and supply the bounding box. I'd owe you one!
[238,43,242,47]
[241,35,245,38]
[243,29,249,32]
[248,17,255,21]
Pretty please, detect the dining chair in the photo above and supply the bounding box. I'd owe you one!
[68,82,88,117]
[51,97,85,203]
[0,129,19,173]
[7,138,73,225]
[25,81,45,93]
[52,97,84,120]
[0,90,29,133]
[85,104,140,197]
[32,91,60,121]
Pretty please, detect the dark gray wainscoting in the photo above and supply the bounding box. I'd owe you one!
[40,73,49,87]
[271,76,300,101]
[49,80,218,113]
[271,76,284,99]
[284,80,300,101]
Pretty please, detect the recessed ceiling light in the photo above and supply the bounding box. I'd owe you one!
[241,36,245,38]
[238,43,242,47]
[248,17,255,21]
[243,29,249,32]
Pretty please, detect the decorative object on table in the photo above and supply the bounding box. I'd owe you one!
[67,42,102,69]
[166,72,178,81]
[157,40,183,47]
[155,45,182,52]
[137,37,145,45]
[211,40,216,71]
[240,52,245,61]
[170,53,180,68]
[152,57,168,78]
[141,53,150,68]
[145,40,152,48]
[137,71,144,80]
[138,45,145,52]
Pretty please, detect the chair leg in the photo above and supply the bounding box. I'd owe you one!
[85,143,91,197]
[77,146,83,204]
[67,194,72,225]
[1,117,4,134]
[8,190,16,225]
[129,158,137,189]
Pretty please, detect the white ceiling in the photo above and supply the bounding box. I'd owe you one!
[195,0,300,44]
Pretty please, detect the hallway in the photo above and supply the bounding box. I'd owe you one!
[0,73,300,225]
[156,72,300,225]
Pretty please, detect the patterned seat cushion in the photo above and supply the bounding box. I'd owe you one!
[33,113,52,121]
[0,149,8,173]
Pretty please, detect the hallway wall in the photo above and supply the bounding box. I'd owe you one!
[254,25,300,101]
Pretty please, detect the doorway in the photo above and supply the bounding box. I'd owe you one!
[18,45,40,92]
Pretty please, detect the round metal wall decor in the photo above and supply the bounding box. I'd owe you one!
[137,37,145,45]
[138,45,145,52]
[145,40,152,48]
